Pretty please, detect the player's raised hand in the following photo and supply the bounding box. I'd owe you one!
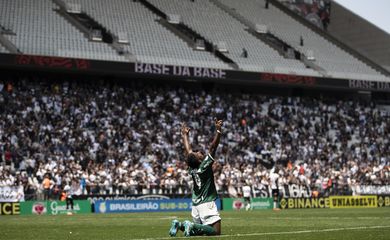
[215,119,223,132]
[181,123,190,135]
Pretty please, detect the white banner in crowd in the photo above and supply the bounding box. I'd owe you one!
[0,186,25,202]
[359,185,390,195]
[253,184,312,198]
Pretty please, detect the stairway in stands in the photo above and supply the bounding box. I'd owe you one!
[210,0,327,76]
[138,0,239,70]
[0,24,21,54]
[52,0,135,61]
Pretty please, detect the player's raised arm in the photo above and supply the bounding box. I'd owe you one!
[181,123,192,155]
[208,119,223,158]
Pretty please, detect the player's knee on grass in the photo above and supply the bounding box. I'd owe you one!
[212,220,221,235]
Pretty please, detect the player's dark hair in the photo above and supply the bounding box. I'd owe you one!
[187,152,200,169]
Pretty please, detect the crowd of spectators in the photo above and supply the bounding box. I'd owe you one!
[0,77,389,200]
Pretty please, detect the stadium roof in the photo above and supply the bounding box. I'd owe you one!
[334,0,390,34]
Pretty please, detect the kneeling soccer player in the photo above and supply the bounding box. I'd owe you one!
[169,120,223,237]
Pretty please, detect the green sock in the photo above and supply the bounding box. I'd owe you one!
[191,223,216,236]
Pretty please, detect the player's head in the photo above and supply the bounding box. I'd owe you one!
[187,151,204,168]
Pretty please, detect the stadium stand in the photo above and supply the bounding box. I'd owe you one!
[0,0,126,61]
[0,0,388,81]
[0,43,8,53]
[66,0,230,68]
[0,0,389,202]
[328,1,390,74]
[219,0,390,81]
[0,78,388,200]
[140,0,320,75]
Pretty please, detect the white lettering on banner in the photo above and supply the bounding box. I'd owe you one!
[251,202,271,207]
[135,62,226,79]
[348,79,390,91]
[254,184,311,198]
[280,184,310,198]
[253,186,269,198]
[377,82,390,90]
[109,202,159,211]
[87,195,170,204]
[136,195,170,200]
[135,63,169,75]
[359,185,390,195]
[173,66,191,76]
[0,186,24,202]
[287,184,311,198]
[349,80,375,89]
[193,67,226,78]
[50,201,81,215]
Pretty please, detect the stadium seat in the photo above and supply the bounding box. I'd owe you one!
[0,43,8,53]
[147,0,321,76]
[219,0,390,81]
[0,0,126,61]
[66,0,230,69]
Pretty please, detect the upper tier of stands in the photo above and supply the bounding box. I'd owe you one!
[0,44,8,53]
[70,0,230,69]
[148,0,320,76]
[0,0,126,61]
[219,0,389,81]
[0,0,388,81]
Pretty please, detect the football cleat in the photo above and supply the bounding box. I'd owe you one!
[183,220,193,237]
[169,219,180,237]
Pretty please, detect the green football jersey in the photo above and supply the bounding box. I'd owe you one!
[189,153,217,206]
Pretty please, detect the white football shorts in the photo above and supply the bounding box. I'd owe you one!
[191,201,221,225]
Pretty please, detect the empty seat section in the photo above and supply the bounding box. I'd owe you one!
[0,0,125,61]
[68,0,230,69]
[149,0,320,76]
[0,43,8,53]
[221,0,390,81]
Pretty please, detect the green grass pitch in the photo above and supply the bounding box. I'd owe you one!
[1,208,389,240]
